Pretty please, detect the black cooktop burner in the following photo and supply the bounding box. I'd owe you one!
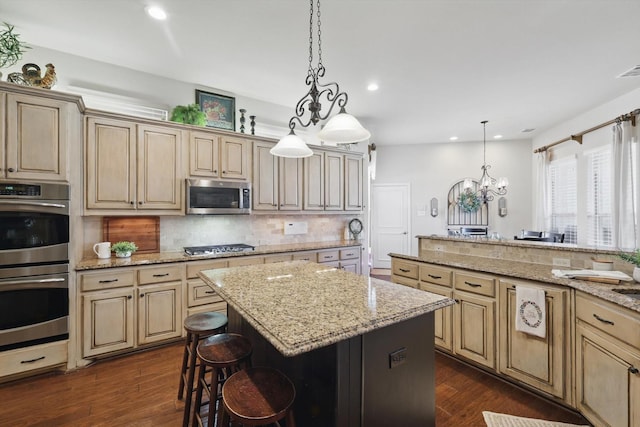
[184,243,255,256]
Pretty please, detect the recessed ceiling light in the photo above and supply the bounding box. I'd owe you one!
[493,135,503,139]
[367,83,379,91]
[146,6,167,20]
[521,128,535,133]
[449,136,458,141]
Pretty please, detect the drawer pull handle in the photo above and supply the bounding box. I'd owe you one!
[205,290,216,294]
[21,356,45,364]
[629,366,639,375]
[464,281,482,288]
[399,268,410,273]
[428,274,442,279]
[153,273,170,277]
[99,279,119,283]
[593,313,614,325]
[323,256,333,259]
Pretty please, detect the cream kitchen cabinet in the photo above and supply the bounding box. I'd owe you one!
[2,90,81,182]
[391,258,420,288]
[338,247,361,274]
[185,259,228,317]
[189,131,249,180]
[80,264,183,359]
[498,279,571,402]
[419,264,454,352]
[303,150,344,211]
[575,291,640,427]
[252,141,302,211]
[85,115,184,214]
[344,153,364,211]
[0,340,68,380]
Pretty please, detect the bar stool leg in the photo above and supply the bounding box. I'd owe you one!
[192,361,207,427]
[182,332,201,426]
[178,332,194,399]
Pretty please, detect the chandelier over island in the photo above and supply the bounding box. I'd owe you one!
[270,0,371,158]
[460,120,508,206]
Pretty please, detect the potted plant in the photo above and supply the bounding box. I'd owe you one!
[169,104,206,126]
[0,22,30,71]
[618,249,640,282]
[111,241,138,258]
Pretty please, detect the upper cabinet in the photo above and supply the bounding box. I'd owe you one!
[189,131,249,181]
[304,150,344,211]
[344,153,364,211]
[85,114,184,214]
[252,141,302,211]
[1,88,82,182]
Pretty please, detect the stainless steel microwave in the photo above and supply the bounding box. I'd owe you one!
[186,179,251,215]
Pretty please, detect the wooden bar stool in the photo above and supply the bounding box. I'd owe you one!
[179,311,228,427]
[192,333,253,427]
[220,367,296,427]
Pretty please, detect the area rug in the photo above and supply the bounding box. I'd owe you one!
[482,411,589,427]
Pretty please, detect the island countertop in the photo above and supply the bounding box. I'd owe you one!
[198,260,454,357]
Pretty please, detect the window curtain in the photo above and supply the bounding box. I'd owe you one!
[534,151,550,232]
[612,120,639,250]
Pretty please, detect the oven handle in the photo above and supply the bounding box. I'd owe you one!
[0,277,67,290]
[0,201,68,209]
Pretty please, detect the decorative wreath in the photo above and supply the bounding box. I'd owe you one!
[457,192,482,213]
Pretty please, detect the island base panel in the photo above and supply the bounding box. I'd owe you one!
[228,307,436,427]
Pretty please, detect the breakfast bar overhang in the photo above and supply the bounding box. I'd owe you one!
[199,261,454,427]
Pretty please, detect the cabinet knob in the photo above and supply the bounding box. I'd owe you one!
[138,201,143,205]
[130,201,134,205]
[630,366,639,375]
[454,299,460,303]
[8,167,15,172]
[222,170,226,174]
[213,170,217,174]
[139,293,145,298]
[127,295,132,300]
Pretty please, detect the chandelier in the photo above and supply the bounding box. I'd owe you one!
[270,0,371,158]
[461,120,508,203]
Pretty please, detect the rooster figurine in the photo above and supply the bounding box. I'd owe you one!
[7,63,57,89]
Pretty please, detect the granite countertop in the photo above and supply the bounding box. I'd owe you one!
[198,260,455,357]
[391,251,640,313]
[75,240,362,271]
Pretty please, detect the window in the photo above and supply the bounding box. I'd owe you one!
[586,146,612,247]
[548,157,577,244]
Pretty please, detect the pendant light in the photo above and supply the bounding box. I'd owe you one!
[462,121,508,203]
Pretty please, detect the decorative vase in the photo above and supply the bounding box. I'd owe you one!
[115,251,132,258]
[634,267,640,283]
[239,109,246,133]
[250,115,256,135]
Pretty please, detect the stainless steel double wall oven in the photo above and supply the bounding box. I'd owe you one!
[0,182,70,351]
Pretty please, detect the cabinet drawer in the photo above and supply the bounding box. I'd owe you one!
[392,275,419,289]
[187,260,228,279]
[419,264,452,287]
[392,260,419,280]
[317,250,339,263]
[138,265,183,284]
[264,254,293,263]
[293,251,317,262]
[340,248,359,260]
[187,279,223,307]
[576,292,640,350]
[81,270,135,291]
[0,341,67,377]
[454,271,495,297]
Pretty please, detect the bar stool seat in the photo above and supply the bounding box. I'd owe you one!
[220,367,296,427]
[192,333,253,427]
[179,311,228,427]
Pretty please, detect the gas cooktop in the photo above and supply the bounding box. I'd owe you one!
[184,243,255,256]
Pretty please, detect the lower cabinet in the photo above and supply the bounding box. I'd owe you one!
[575,292,640,427]
[453,288,496,369]
[498,279,571,402]
[185,259,228,317]
[0,341,68,379]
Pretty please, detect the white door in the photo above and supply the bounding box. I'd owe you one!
[371,183,410,269]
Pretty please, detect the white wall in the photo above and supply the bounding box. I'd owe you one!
[374,139,532,255]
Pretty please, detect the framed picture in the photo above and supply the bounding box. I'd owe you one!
[195,90,235,130]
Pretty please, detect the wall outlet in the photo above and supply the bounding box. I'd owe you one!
[553,257,571,267]
[284,221,308,235]
[389,347,407,369]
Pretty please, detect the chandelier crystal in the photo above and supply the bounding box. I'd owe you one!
[270,0,370,158]
[461,120,508,203]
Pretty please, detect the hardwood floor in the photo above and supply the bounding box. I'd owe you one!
[0,341,590,426]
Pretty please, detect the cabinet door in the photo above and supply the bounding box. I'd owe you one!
[498,280,570,400]
[137,124,182,210]
[420,282,453,352]
[6,93,71,181]
[324,152,344,210]
[453,290,495,369]
[189,130,219,178]
[82,288,135,357]
[304,151,325,210]
[252,141,279,210]
[86,117,137,209]
[345,154,363,211]
[279,156,303,210]
[576,323,640,427]
[220,135,248,180]
[137,282,182,345]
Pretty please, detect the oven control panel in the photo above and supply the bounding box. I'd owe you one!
[0,183,41,197]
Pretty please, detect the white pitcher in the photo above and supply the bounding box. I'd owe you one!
[93,242,111,259]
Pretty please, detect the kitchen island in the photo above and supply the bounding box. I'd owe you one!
[198,260,454,427]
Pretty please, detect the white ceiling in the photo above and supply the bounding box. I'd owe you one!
[2,0,639,146]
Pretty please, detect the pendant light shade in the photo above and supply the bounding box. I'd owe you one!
[317,107,371,144]
[270,130,313,158]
